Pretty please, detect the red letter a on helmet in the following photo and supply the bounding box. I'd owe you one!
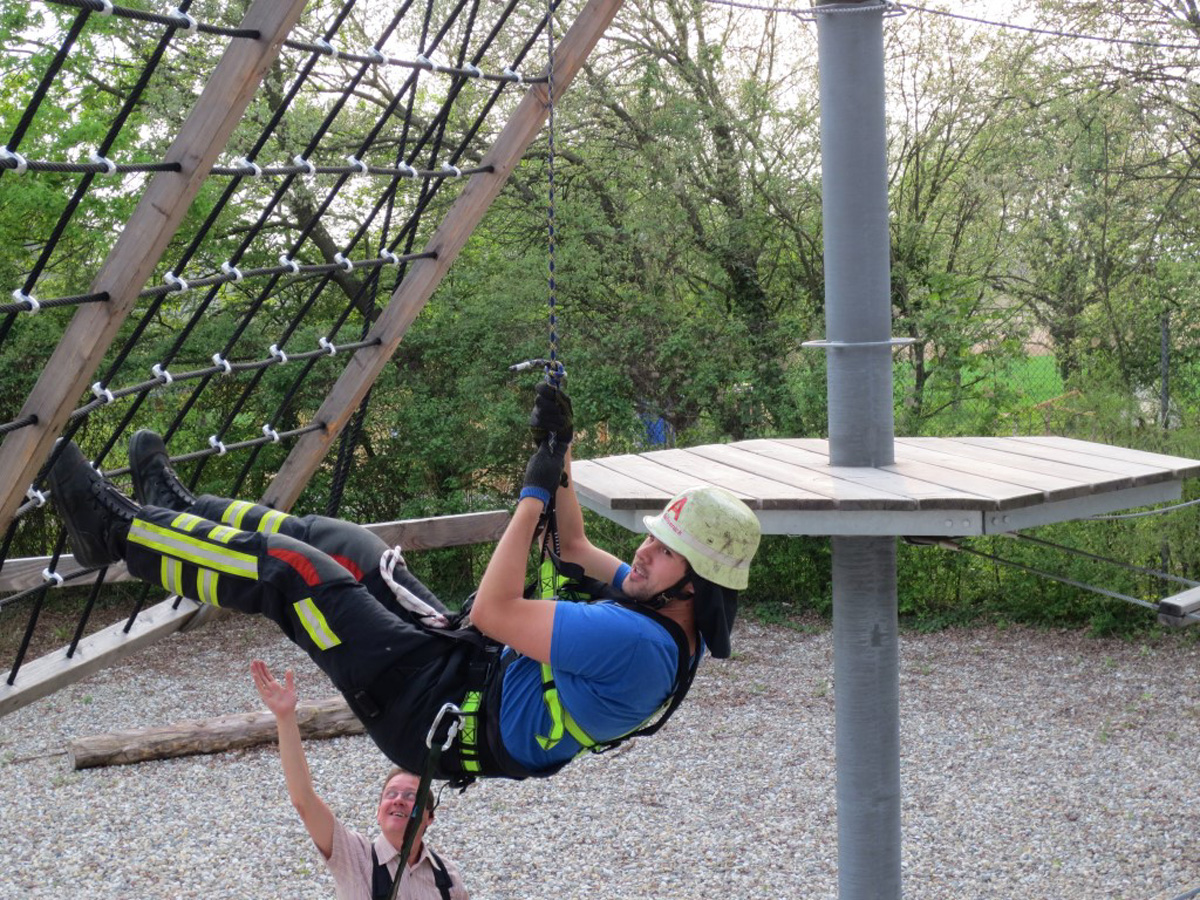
[665,496,688,521]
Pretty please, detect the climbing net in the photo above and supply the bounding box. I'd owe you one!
[0,0,580,711]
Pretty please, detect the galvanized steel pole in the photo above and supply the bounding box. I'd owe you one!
[815,2,902,898]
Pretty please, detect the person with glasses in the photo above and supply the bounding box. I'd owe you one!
[252,659,469,900]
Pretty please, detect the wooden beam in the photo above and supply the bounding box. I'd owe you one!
[263,0,627,510]
[68,695,361,769]
[1158,585,1200,628]
[0,0,310,534]
[0,596,201,718]
[0,510,509,591]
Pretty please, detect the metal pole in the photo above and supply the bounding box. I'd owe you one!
[815,3,901,898]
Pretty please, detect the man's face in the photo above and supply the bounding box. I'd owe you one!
[377,772,430,848]
[622,535,690,601]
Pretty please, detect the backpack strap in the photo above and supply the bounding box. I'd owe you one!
[428,848,455,900]
[371,846,393,900]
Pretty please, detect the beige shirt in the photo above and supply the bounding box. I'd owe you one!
[324,817,469,900]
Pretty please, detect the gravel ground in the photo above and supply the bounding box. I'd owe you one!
[0,614,1197,900]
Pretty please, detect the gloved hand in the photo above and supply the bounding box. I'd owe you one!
[520,441,567,508]
[529,381,573,448]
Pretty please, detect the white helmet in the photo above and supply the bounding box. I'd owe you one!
[643,485,761,590]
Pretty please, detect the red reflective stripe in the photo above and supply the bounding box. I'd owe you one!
[330,554,364,581]
[268,547,320,587]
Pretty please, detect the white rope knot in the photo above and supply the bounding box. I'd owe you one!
[291,154,316,176]
[346,155,368,175]
[0,145,29,174]
[397,161,417,179]
[439,163,463,178]
[269,343,288,364]
[12,289,38,313]
[334,252,353,272]
[170,8,198,33]
[233,156,262,178]
[88,151,118,176]
[415,53,436,71]
[42,568,64,586]
[208,435,227,455]
[367,47,387,65]
[315,38,338,59]
[502,67,523,84]
[318,336,337,356]
[95,0,114,14]
[278,254,300,275]
[25,485,47,507]
[221,261,244,282]
[379,546,450,629]
[378,249,400,266]
[91,381,115,404]
[211,352,232,375]
[164,271,189,292]
[463,63,482,78]
[262,424,281,442]
[151,363,173,385]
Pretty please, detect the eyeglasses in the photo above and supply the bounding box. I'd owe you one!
[383,789,420,803]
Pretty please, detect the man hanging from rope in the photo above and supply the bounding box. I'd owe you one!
[47,383,761,786]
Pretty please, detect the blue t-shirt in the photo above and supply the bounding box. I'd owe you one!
[498,568,685,772]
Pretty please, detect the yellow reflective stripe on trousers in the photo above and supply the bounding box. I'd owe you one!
[536,663,596,751]
[196,568,220,606]
[458,690,483,773]
[128,519,258,578]
[293,597,341,650]
[160,556,183,597]
[256,509,290,534]
[221,500,255,529]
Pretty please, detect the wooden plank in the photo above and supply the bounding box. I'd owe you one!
[0,597,201,718]
[569,459,674,511]
[0,511,510,592]
[692,443,912,510]
[1010,436,1200,479]
[366,510,510,551]
[756,439,998,509]
[952,436,1175,482]
[899,437,1137,492]
[0,0,311,535]
[640,447,833,509]
[586,453,737,503]
[1158,585,1200,628]
[893,438,1104,499]
[882,457,1041,509]
[264,0,627,512]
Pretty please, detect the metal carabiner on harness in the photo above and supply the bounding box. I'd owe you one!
[426,702,463,750]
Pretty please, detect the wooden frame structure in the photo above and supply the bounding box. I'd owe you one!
[0,0,625,716]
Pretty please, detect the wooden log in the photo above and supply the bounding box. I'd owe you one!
[68,695,361,769]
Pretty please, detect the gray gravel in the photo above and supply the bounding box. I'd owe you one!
[1,614,1197,899]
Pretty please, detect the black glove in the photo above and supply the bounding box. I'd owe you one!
[529,382,573,448]
[520,441,567,508]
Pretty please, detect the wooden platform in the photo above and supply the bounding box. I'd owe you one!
[571,436,1200,536]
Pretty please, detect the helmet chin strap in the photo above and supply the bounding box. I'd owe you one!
[643,572,693,610]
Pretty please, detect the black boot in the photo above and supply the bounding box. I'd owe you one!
[128,429,196,511]
[48,440,139,568]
